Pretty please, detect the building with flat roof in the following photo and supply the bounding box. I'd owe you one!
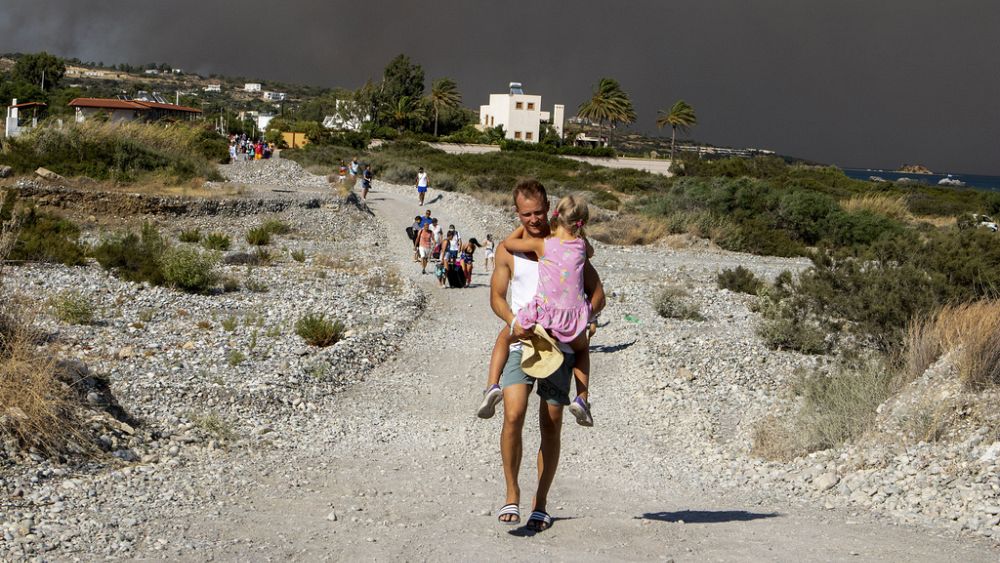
[478,82,564,143]
[244,83,262,92]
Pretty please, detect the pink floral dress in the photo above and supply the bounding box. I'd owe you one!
[516,237,591,342]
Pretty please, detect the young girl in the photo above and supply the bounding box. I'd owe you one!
[476,195,595,426]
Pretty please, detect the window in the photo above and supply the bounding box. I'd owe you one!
[514,131,522,139]
[527,102,535,110]
[515,102,523,110]
[525,132,533,141]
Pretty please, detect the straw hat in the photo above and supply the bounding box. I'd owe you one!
[520,325,564,379]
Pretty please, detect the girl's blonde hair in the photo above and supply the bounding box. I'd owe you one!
[551,194,589,236]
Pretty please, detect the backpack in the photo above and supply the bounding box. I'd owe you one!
[405,226,416,241]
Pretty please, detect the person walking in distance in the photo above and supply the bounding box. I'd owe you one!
[361,164,373,201]
[488,179,605,531]
[416,223,434,274]
[416,167,429,206]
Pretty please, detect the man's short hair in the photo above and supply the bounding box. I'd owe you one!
[432,218,438,223]
[512,179,547,210]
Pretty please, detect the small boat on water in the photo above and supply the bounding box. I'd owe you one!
[896,177,915,184]
[938,176,966,187]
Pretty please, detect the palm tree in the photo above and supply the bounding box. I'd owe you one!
[390,95,425,133]
[577,78,635,149]
[429,78,461,137]
[656,100,698,161]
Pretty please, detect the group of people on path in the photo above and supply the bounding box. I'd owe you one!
[228,134,272,162]
[335,157,374,200]
[406,209,496,288]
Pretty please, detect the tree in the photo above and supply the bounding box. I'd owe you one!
[389,96,425,133]
[577,78,634,149]
[13,52,65,91]
[381,54,424,111]
[656,100,698,161]
[429,78,461,137]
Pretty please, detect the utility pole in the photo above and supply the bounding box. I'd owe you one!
[41,69,45,92]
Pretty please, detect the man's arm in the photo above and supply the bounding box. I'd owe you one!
[583,261,606,317]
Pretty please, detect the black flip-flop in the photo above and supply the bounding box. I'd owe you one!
[526,510,552,532]
[498,503,520,526]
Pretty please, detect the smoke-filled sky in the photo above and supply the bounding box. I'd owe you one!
[2,1,999,174]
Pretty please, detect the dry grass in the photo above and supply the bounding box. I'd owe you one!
[840,194,913,221]
[914,215,957,228]
[87,177,246,198]
[470,190,515,210]
[906,301,1000,389]
[314,252,366,274]
[589,214,667,246]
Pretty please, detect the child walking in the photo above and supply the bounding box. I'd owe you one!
[477,195,595,426]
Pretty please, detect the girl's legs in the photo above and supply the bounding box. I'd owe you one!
[478,326,513,419]
[566,331,593,427]
[567,332,590,402]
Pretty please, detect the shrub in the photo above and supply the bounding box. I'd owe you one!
[178,228,202,243]
[295,313,345,347]
[716,266,764,294]
[261,219,292,235]
[201,232,231,251]
[245,227,271,246]
[92,222,167,285]
[653,286,704,321]
[588,214,666,245]
[908,301,1000,390]
[227,350,246,367]
[49,291,96,325]
[290,249,306,262]
[221,315,237,332]
[220,276,240,293]
[841,194,913,222]
[159,246,220,293]
[1,193,86,266]
[752,359,896,460]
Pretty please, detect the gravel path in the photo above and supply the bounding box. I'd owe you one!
[3,160,998,560]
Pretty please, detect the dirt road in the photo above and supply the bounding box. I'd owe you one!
[134,184,996,561]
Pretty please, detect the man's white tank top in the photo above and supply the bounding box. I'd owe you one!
[510,252,572,353]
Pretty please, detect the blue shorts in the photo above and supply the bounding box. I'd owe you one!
[499,349,574,406]
[417,186,428,193]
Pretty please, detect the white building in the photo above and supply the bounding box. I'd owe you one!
[262,91,286,102]
[143,69,159,75]
[478,82,564,143]
[204,84,221,92]
[3,99,45,138]
[244,83,262,92]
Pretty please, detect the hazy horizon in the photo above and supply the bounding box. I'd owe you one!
[2,1,998,175]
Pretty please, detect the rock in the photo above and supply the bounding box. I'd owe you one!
[0,165,12,178]
[34,167,64,181]
[814,473,840,492]
[978,442,1000,463]
[325,511,338,522]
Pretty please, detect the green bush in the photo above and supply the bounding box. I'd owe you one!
[159,246,220,293]
[6,206,86,266]
[92,222,167,285]
[261,219,292,235]
[245,227,271,246]
[295,313,345,347]
[178,228,202,243]
[49,290,96,325]
[653,286,704,321]
[201,232,231,251]
[717,266,764,294]
[290,249,306,262]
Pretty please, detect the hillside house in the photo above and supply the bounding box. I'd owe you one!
[69,98,201,123]
[204,84,222,92]
[262,91,286,102]
[244,83,262,92]
[323,99,370,132]
[3,99,46,138]
[478,82,564,143]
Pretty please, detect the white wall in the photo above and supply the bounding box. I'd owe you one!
[479,93,543,142]
[75,107,139,124]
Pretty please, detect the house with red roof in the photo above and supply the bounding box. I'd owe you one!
[68,98,202,124]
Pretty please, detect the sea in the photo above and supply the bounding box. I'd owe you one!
[842,168,1000,192]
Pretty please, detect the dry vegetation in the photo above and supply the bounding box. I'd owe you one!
[589,214,667,245]
[840,193,913,222]
[905,300,1000,390]
[0,214,89,454]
